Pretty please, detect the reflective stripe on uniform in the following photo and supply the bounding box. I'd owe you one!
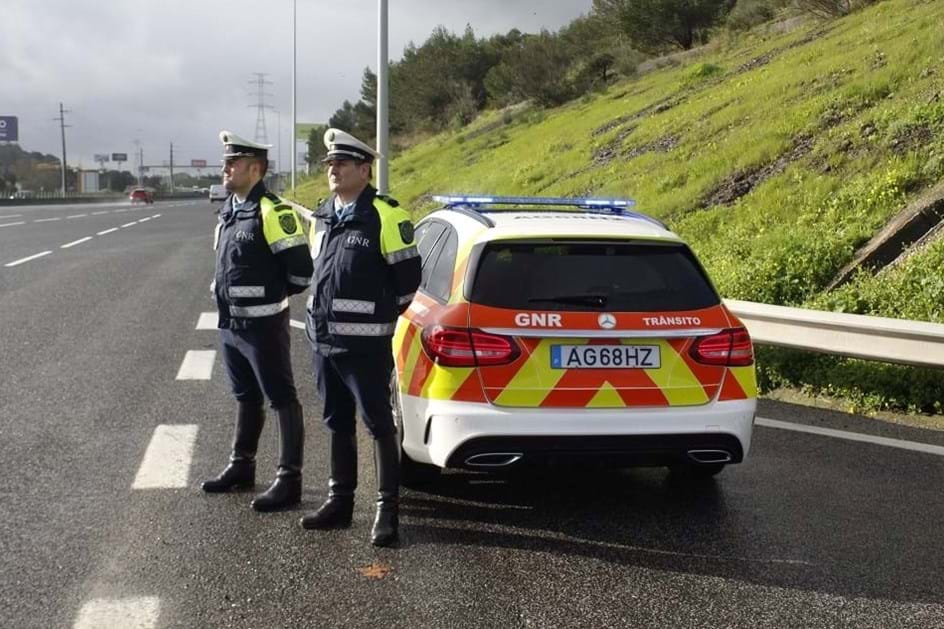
[307,294,314,310]
[397,292,415,305]
[229,298,289,318]
[328,321,396,336]
[270,235,308,254]
[288,273,311,287]
[332,298,376,314]
[228,285,265,298]
[384,246,420,265]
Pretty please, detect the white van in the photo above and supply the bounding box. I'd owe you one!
[208,184,228,203]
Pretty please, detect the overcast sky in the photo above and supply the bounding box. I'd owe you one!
[2,0,591,176]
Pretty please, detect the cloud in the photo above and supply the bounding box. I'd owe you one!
[1,0,590,170]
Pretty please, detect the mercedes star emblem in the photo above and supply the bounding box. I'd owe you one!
[598,313,616,329]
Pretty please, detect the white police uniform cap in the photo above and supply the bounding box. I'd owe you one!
[220,130,271,159]
[322,128,382,163]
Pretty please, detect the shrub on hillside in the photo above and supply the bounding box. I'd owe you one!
[795,0,878,19]
[726,0,778,31]
[757,347,944,414]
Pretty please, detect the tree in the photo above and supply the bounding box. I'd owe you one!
[485,31,574,107]
[305,124,328,167]
[328,101,358,134]
[592,0,736,53]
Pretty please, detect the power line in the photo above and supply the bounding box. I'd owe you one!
[53,103,71,197]
[249,72,274,145]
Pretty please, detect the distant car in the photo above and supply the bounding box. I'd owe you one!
[392,195,757,484]
[208,184,228,203]
[129,188,154,204]
[8,190,34,200]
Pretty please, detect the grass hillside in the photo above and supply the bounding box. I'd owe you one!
[294,0,944,416]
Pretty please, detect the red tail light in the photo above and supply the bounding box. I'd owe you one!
[421,326,521,367]
[689,327,754,366]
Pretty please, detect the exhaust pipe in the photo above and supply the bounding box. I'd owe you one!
[465,452,523,467]
[687,449,732,464]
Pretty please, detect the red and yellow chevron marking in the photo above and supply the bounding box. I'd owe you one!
[393,299,756,408]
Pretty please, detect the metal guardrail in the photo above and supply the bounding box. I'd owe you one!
[725,299,944,368]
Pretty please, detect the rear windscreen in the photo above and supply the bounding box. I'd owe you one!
[469,240,720,312]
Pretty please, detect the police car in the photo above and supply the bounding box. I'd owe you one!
[392,195,757,482]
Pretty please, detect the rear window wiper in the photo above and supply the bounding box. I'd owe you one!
[527,294,608,307]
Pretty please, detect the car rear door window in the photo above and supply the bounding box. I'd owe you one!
[425,229,458,301]
[470,239,719,311]
[415,221,447,271]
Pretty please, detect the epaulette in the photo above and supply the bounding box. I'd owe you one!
[263,191,291,211]
[375,194,400,208]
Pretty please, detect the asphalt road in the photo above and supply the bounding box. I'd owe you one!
[1,199,942,628]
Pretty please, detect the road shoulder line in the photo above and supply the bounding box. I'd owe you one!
[756,416,944,456]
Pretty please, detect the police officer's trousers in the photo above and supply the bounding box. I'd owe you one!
[312,348,395,438]
[220,311,299,408]
[219,311,303,476]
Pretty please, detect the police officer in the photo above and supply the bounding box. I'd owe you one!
[299,129,421,546]
[201,131,313,512]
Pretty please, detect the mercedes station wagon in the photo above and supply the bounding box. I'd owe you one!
[392,195,756,482]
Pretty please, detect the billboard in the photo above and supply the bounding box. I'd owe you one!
[190,159,207,168]
[94,154,109,163]
[112,152,128,162]
[0,116,18,142]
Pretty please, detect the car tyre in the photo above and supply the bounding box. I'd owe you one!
[390,372,439,487]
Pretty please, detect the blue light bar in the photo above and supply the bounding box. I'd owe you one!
[430,193,667,229]
[432,194,636,209]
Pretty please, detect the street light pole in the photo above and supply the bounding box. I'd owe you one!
[291,0,297,192]
[274,108,282,191]
[377,0,389,194]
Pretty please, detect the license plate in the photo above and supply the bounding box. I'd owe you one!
[550,344,661,369]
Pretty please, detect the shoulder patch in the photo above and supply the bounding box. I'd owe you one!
[398,220,414,244]
[279,213,298,235]
[376,194,400,207]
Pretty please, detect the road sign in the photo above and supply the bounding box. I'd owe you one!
[191,159,207,168]
[94,154,109,163]
[0,116,19,141]
[112,152,128,162]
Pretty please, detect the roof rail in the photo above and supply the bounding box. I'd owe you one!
[431,194,666,229]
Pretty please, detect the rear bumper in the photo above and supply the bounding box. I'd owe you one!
[399,395,756,469]
[446,433,744,469]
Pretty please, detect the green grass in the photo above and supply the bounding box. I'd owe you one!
[291,0,944,416]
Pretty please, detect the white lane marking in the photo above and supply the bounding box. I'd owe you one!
[74,596,160,629]
[61,236,93,249]
[138,217,152,222]
[756,417,944,457]
[91,210,110,215]
[175,350,216,380]
[4,250,52,267]
[34,217,62,223]
[0,213,23,218]
[196,312,218,330]
[290,318,305,330]
[97,227,119,235]
[114,208,129,213]
[0,221,26,228]
[152,214,161,218]
[121,221,137,228]
[67,213,88,219]
[132,424,198,489]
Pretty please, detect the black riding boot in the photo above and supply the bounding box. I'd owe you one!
[370,432,400,547]
[299,431,357,529]
[202,401,264,492]
[252,401,304,512]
